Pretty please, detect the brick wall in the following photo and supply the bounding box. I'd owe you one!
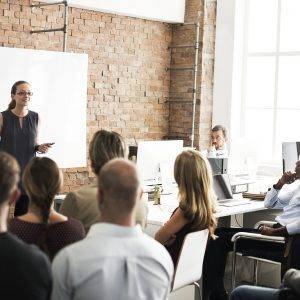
[0,0,216,192]
[168,0,216,150]
[200,0,217,150]
[0,0,172,192]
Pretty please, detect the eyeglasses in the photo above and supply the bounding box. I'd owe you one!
[16,91,33,96]
[211,136,223,141]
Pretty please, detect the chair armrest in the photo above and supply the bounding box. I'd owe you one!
[254,221,278,229]
[231,232,285,243]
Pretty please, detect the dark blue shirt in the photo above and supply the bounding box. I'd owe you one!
[0,110,38,193]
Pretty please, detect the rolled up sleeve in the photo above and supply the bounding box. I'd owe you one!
[264,187,295,209]
[286,220,300,235]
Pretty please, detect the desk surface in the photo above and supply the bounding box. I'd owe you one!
[147,193,266,226]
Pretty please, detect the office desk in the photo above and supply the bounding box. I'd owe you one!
[145,193,267,236]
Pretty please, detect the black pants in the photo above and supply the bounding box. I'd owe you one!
[14,194,29,217]
[202,227,285,299]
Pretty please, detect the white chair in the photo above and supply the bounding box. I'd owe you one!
[171,229,209,299]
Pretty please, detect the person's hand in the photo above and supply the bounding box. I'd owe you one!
[209,144,216,152]
[259,226,276,236]
[259,225,288,237]
[164,234,176,246]
[37,142,55,154]
[275,171,297,189]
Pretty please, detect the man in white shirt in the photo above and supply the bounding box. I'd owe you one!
[206,125,228,158]
[259,160,300,236]
[51,158,174,300]
[203,161,300,299]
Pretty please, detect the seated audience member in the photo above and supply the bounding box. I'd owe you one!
[205,125,228,158]
[51,159,173,300]
[9,157,85,260]
[230,268,300,300]
[203,161,300,300]
[155,150,217,265]
[60,130,148,233]
[0,151,52,299]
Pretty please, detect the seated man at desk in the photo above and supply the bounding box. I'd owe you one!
[204,125,228,158]
[203,160,300,300]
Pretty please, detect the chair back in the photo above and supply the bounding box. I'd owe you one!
[279,287,299,300]
[172,229,209,291]
[281,235,300,277]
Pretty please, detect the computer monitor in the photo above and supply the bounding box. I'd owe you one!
[208,158,228,175]
[136,140,183,185]
[282,142,300,173]
[213,174,233,200]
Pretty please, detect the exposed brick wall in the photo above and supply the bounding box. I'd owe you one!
[0,0,172,192]
[199,0,217,150]
[169,0,216,150]
[0,0,216,192]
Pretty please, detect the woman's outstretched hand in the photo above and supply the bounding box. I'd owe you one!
[37,142,55,154]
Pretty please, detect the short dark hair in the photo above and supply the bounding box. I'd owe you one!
[89,130,125,175]
[212,125,227,139]
[0,151,20,204]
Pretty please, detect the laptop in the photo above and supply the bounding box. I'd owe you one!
[213,174,250,207]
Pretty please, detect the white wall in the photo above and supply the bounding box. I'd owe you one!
[0,47,88,168]
[212,0,236,136]
[39,0,186,23]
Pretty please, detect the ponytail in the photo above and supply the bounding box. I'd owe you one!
[35,195,52,257]
[8,99,16,110]
[22,157,62,260]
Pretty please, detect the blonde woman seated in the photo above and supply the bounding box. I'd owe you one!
[60,130,148,233]
[9,157,85,260]
[155,150,217,265]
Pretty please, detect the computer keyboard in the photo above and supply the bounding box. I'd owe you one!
[218,199,251,207]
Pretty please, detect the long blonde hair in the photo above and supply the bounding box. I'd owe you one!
[174,150,217,237]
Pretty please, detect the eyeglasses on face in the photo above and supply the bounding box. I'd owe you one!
[212,136,223,141]
[16,91,33,96]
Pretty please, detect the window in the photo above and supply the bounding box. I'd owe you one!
[235,0,300,166]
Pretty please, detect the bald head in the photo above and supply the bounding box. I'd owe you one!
[98,158,140,216]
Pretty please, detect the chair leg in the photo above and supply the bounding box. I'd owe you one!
[253,260,258,285]
[231,250,237,289]
[193,281,201,300]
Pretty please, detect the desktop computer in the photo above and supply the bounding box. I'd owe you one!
[282,142,300,173]
[136,140,183,187]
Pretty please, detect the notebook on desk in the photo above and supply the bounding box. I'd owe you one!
[213,174,251,207]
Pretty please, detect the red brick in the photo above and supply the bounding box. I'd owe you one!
[0,0,214,190]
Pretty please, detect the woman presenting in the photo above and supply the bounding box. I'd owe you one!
[0,80,54,216]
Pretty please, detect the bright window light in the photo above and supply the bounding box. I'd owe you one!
[235,0,300,167]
